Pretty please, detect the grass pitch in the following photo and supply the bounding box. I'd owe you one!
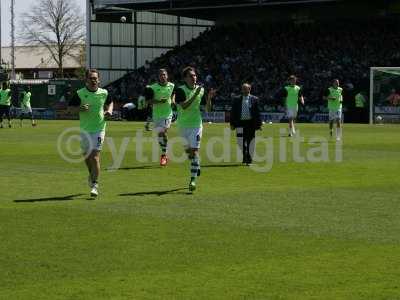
[1,120,400,299]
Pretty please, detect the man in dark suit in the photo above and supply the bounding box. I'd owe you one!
[230,83,262,165]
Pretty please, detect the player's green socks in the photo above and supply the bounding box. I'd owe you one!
[158,136,167,155]
[190,155,200,180]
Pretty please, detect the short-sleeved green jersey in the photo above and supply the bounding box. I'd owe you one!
[176,85,204,128]
[21,91,31,108]
[137,96,147,110]
[77,87,109,133]
[327,87,343,111]
[0,89,11,106]
[148,82,174,120]
[355,93,366,108]
[285,85,301,109]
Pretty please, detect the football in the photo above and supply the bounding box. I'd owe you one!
[120,16,126,23]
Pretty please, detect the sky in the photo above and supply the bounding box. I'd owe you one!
[1,0,86,47]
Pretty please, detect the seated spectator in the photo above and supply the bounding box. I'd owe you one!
[386,89,400,106]
[106,18,400,117]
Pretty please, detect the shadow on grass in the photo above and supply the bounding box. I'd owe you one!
[108,165,161,171]
[13,194,84,203]
[119,188,187,197]
[202,163,243,168]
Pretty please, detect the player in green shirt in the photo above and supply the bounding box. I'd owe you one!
[278,75,304,137]
[323,79,343,141]
[0,82,13,128]
[174,66,216,192]
[354,91,367,123]
[144,69,175,166]
[68,69,113,197]
[19,86,36,127]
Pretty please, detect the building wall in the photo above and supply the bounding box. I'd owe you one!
[1,45,83,79]
[89,11,213,85]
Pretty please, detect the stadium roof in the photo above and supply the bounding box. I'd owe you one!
[92,0,391,22]
[92,0,342,13]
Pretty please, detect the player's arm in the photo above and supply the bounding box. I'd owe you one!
[7,89,13,106]
[20,92,25,107]
[171,91,176,105]
[170,85,178,110]
[68,92,88,113]
[203,88,216,112]
[323,88,331,101]
[104,93,113,116]
[175,86,202,110]
[144,86,160,105]
[298,89,305,105]
[170,83,176,105]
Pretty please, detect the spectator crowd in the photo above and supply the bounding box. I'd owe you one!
[107,18,400,114]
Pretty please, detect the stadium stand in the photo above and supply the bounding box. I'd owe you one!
[106,17,400,116]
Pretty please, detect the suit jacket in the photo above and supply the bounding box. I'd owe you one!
[230,94,262,130]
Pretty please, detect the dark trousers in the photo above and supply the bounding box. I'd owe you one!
[145,106,152,122]
[236,120,256,163]
[0,105,11,121]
